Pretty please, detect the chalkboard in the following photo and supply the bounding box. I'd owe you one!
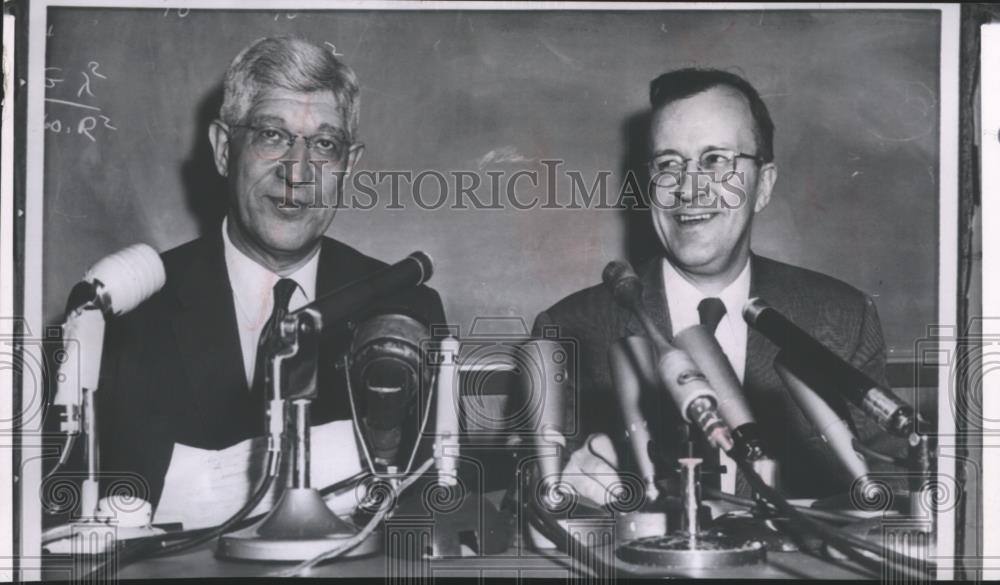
[41,8,941,358]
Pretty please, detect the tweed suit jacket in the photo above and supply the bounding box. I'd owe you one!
[531,253,890,499]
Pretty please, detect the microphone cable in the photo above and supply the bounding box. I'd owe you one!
[731,454,934,580]
[79,449,282,580]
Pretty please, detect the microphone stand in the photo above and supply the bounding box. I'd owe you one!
[388,336,514,558]
[616,456,766,567]
[218,309,378,561]
[43,307,164,555]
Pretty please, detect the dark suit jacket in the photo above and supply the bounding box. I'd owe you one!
[531,253,893,499]
[95,231,446,508]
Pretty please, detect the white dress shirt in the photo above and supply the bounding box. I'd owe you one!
[662,258,751,383]
[662,257,751,494]
[221,217,319,386]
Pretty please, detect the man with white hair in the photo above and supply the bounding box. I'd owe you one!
[96,37,445,509]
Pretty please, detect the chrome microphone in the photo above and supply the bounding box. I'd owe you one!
[66,243,166,317]
[743,297,916,437]
[526,338,571,507]
[774,357,870,488]
[52,243,165,523]
[55,244,166,410]
[608,336,660,502]
[672,324,765,461]
[434,337,461,486]
[602,261,733,453]
[349,312,430,468]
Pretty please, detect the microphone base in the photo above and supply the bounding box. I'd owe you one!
[390,487,514,557]
[710,513,808,553]
[217,488,380,562]
[616,528,767,568]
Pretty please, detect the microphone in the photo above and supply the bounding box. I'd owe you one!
[292,252,432,325]
[672,324,765,461]
[526,338,570,507]
[433,337,461,487]
[349,312,430,468]
[602,261,733,453]
[51,243,165,525]
[773,356,870,488]
[54,244,166,409]
[65,243,166,317]
[608,336,660,502]
[743,298,915,437]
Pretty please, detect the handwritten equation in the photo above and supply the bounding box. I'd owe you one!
[44,60,117,142]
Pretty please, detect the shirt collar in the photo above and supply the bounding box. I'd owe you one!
[662,257,752,327]
[221,216,319,307]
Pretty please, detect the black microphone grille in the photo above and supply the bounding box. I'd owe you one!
[602,260,642,307]
[602,260,636,288]
[407,251,434,284]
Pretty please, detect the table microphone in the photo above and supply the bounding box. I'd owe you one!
[292,252,433,325]
[672,324,765,462]
[65,243,166,317]
[46,243,166,553]
[774,357,870,488]
[602,261,733,453]
[743,298,916,437]
[608,336,660,502]
[526,338,570,507]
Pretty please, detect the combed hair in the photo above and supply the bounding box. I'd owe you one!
[649,68,775,163]
[220,36,361,141]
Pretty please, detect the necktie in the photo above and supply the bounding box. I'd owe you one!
[698,297,753,497]
[693,297,727,492]
[697,297,727,334]
[251,278,299,401]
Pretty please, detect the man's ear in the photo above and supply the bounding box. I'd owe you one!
[207,120,230,178]
[753,162,777,213]
[344,142,365,176]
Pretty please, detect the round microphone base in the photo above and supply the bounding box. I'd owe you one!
[218,529,380,562]
[616,529,766,568]
[710,513,806,553]
[217,488,381,562]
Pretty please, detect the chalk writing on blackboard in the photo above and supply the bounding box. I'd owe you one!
[44,61,118,142]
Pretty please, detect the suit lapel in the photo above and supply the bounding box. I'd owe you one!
[168,232,248,432]
[744,254,780,394]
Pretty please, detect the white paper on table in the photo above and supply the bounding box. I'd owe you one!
[154,419,363,530]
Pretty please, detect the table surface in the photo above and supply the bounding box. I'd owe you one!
[43,520,875,580]
[41,492,884,580]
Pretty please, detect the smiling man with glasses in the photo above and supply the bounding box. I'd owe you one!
[93,37,446,513]
[530,68,900,505]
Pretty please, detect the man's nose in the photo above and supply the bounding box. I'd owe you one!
[672,165,697,203]
[275,139,316,186]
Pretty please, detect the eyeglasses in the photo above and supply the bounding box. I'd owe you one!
[648,149,764,188]
[231,124,352,161]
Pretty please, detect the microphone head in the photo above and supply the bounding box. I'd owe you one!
[742,297,770,326]
[350,312,430,466]
[84,243,165,316]
[407,251,434,285]
[602,260,642,308]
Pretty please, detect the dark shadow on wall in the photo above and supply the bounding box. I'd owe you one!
[181,83,228,237]
[619,109,661,269]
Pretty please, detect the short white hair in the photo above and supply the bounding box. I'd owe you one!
[220,36,361,141]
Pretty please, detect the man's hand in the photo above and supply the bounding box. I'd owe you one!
[559,433,622,508]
